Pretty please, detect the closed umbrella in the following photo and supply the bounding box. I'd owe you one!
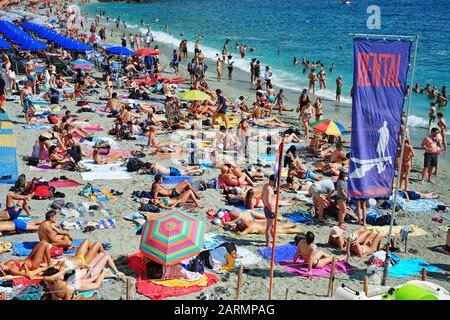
[139,210,205,265]
[310,119,346,136]
[179,90,211,101]
[105,46,135,56]
[134,48,160,56]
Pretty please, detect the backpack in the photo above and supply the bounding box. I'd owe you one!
[33,181,52,200]
[22,178,38,195]
[79,183,94,198]
[126,158,145,172]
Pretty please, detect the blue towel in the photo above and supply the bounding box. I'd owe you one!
[259,244,297,263]
[22,124,53,130]
[148,175,193,185]
[398,199,440,212]
[366,207,385,224]
[0,113,9,121]
[388,258,442,278]
[283,212,313,224]
[0,146,19,184]
[0,129,13,135]
[13,239,84,256]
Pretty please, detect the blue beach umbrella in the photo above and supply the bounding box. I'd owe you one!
[0,38,10,49]
[19,40,47,51]
[105,46,135,56]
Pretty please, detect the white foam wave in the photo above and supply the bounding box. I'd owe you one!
[408,114,428,129]
[149,29,353,104]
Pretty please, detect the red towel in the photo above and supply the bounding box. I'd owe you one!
[48,179,82,188]
[12,277,41,289]
[127,252,219,300]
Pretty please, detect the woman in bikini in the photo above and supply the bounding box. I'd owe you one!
[38,127,66,162]
[398,137,415,192]
[244,188,292,209]
[25,60,37,94]
[233,219,304,236]
[0,241,53,278]
[49,145,76,170]
[92,147,126,165]
[300,102,314,139]
[437,112,447,152]
[314,98,323,121]
[281,176,313,192]
[2,52,11,72]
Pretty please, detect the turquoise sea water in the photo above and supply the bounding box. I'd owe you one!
[83,0,450,128]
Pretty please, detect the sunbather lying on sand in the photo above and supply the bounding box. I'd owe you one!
[328,226,382,257]
[145,162,204,176]
[252,117,289,128]
[288,158,320,182]
[0,218,43,237]
[397,190,439,201]
[294,231,345,277]
[92,148,126,165]
[148,189,204,209]
[0,241,53,278]
[232,219,304,236]
[151,174,200,200]
[218,165,255,187]
[281,176,313,192]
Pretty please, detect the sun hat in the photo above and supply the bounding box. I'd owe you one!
[330,226,343,238]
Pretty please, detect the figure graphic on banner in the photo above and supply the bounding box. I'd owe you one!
[350,121,392,179]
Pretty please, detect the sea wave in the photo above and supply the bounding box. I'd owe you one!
[148,29,353,104]
[408,114,428,128]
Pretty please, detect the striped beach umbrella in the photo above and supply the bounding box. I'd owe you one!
[310,119,346,136]
[71,59,94,70]
[139,210,205,265]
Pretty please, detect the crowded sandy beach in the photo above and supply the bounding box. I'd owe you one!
[0,0,448,302]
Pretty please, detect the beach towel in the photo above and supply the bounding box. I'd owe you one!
[48,179,82,188]
[75,123,105,132]
[127,252,219,300]
[30,163,62,173]
[0,146,19,184]
[366,224,428,237]
[60,219,117,231]
[89,188,116,202]
[0,113,9,121]
[82,171,132,181]
[283,211,313,224]
[387,258,443,278]
[0,242,12,254]
[151,274,209,288]
[202,233,262,267]
[438,225,450,232]
[22,124,53,130]
[259,244,298,263]
[148,175,193,185]
[12,239,84,257]
[279,259,358,278]
[0,128,13,135]
[397,198,440,212]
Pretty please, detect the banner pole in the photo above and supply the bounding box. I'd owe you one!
[381,35,419,286]
[268,138,284,300]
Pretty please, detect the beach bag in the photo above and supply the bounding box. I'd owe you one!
[22,178,38,195]
[188,257,205,274]
[206,178,218,189]
[68,146,82,164]
[33,182,52,200]
[373,214,396,226]
[126,158,145,172]
[79,183,94,198]
[47,114,58,124]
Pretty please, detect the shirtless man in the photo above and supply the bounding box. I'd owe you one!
[308,69,318,96]
[38,210,73,249]
[262,175,276,247]
[437,112,447,151]
[330,143,348,164]
[216,54,222,82]
[428,103,437,131]
[420,128,441,183]
[437,93,448,109]
[233,219,304,236]
[218,165,254,187]
[293,231,341,278]
[107,92,121,113]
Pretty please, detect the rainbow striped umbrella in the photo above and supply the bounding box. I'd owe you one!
[139,210,205,265]
[310,119,346,136]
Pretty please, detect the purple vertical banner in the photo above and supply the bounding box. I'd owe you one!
[348,38,412,199]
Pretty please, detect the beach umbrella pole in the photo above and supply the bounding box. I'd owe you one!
[268,139,284,300]
[381,35,419,286]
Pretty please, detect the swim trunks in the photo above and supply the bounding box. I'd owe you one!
[12,219,27,232]
[264,207,275,219]
[169,166,181,176]
[305,170,317,181]
[424,153,438,167]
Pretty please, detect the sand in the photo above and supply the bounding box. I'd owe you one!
[0,1,448,301]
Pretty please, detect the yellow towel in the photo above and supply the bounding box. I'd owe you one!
[0,122,12,129]
[0,242,12,253]
[0,134,16,147]
[151,274,208,287]
[366,224,428,237]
